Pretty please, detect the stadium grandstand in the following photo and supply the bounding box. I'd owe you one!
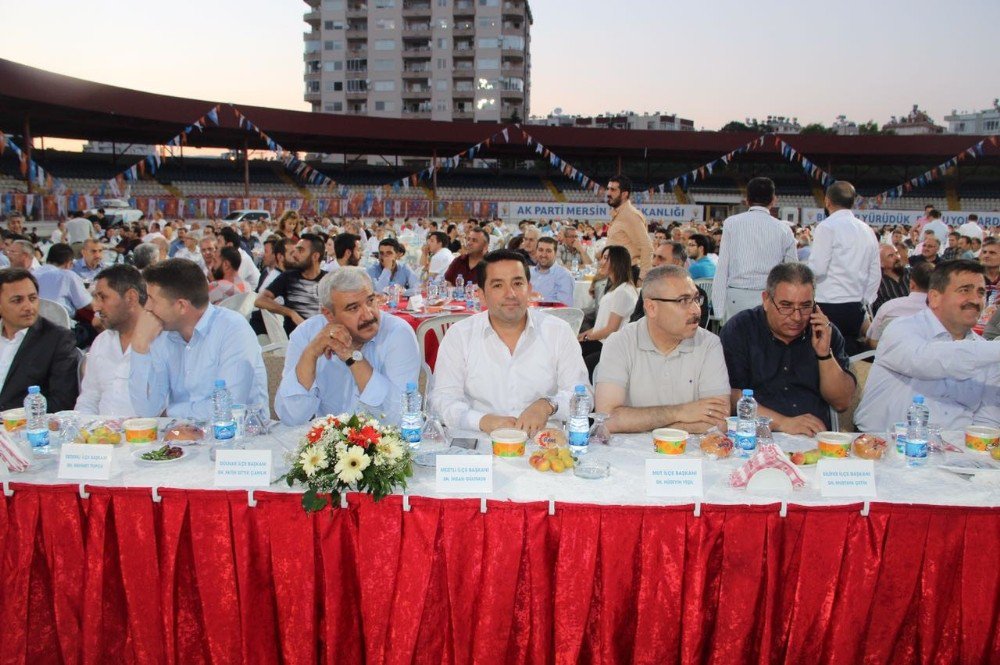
[2,58,999,222]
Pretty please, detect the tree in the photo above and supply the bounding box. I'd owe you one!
[858,121,882,135]
[800,123,834,135]
[508,108,522,125]
[720,120,752,132]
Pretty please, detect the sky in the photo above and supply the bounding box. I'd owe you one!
[2,0,999,145]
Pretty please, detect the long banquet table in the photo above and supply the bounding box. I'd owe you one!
[1,425,998,664]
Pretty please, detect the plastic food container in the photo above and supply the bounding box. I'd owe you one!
[817,431,853,458]
[3,408,26,432]
[652,428,688,455]
[490,428,527,457]
[965,426,1000,452]
[123,418,159,444]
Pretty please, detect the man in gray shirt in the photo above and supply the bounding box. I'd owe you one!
[595,265,731,433]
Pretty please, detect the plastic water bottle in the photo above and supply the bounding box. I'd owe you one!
[568,385,592,456]
[571,256,580,276]
[400,382,423,449]
[905,395,930,468]
[212,379,237,442]
[464,282,477,310]
[24,386,50,454]
[454,274,465,302]
[735,389,758,457]
[387,283,399,309]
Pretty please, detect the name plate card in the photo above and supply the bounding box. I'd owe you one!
[645,459,704,498]
[816,459,877,498]
[58,444,114,480]
[435,454,493,494]
[213,450,272,487]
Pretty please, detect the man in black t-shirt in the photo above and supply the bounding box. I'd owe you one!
[255,233,326,334]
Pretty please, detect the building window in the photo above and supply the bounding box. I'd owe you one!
[374,39,395,50]
[478,0,499,6]
[478,38,499,49]
[375,19,396,29]
[322,0,344,7]
[324,81,344,92]
[306,81,320,93]
[374,0,395,7]
[346,58,367,71]
[437,38,448,48]
[324,20,344,30]
[323,40,344,51]
[323,61,344,72]
[437,58,448,69]
[324,102,344,112]
[372,80,395,91]
[305,40,320,54]
[437,0,448,6]
[477,17,497,28]
[372,59,394,71]
[435,79,447,91]
[476,58,499,69]
[374,101,395,111]
[501,35,524,50]
[347,79,368,92]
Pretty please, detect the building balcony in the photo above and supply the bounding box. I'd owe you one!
[402,2,432,17]
[453,109,474,120]
[304,90,321,103]
[402,46,431,56]
[453,23,475,36]
[402,68,430,79]
[402,90,432,100]
[403,26,431,38]
[502,48,524,59]
[347,47,368,57]
[402,109,432,119]
[304,9,321,26]
[346,90,368,100]
[453,0,474,13]
[346,4,367,18]
[502,1,525,15]
[346,24,367,35]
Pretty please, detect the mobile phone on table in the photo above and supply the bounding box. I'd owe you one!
[450,437,479,450]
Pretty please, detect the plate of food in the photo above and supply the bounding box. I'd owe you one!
[786,448,821,466]
[132,444,190,465]
[162,420,206,445]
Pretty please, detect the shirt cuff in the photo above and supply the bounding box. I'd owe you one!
[357,371,390,410]
[463,408,486,432]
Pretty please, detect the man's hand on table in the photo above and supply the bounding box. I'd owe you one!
[674,396,730,431]
[130,310,163,354]
[515,400,552,437]
[479,414,517,434]
[774,413,826,436]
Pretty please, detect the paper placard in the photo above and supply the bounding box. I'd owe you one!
[213,449,272,487]
[435,454,493,494]
[816,459,877,498]
[645,459,704,497]
[58,443,114,480]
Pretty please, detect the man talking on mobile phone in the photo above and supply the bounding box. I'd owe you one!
[719,263,856,435]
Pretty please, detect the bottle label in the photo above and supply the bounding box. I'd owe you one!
[26,428,49,448]
[568,429,589,448]
[401,426,421,443]
[734,433,756,453]
[905,439,928,459]
[895,435,907,454]
[214,421,236,441]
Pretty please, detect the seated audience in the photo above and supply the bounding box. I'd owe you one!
[909,235,940,269]
[856,259,1000,431]
[444,226,489,286]
[529,237,574,306]
[595,265,730,433]
[866,262,933,348]
[128,259,267,418]
[218,227,261,287]
[720,263,855,435]
[873,244,910,314]
[275,267,420,426]
[557,225,593,267]
[208,246,251,305]
[578,245,639,374]
[256,234,327,334]
[72,239,106,284]
[686,234,717,279]
[430,249,589,435]
[0,268,79,411]
[76,265,146,416]
[367,238,420,295]
[630,242,709,328]
[33,243,93,318]
[131,242,160,270]
[423,231,454,279]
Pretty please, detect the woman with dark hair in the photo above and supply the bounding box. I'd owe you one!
[367,237,420,296]
[576,245,639,375]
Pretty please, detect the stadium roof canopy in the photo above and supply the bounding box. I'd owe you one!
[1,58,996,166]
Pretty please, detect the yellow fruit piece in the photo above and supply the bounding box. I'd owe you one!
[550,459,565,473]
[537,459,551,472]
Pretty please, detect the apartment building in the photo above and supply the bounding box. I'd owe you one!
[303,0,531,123]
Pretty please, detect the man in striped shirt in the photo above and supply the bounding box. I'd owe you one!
[711,177,797,323]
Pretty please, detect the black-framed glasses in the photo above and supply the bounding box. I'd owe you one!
[768,294,814,316]
[647,293,705,307]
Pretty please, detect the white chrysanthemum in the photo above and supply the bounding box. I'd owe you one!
[379,436,404,462]
[299,446,329,478]
[334,441,349,456]
[334,445,371,484]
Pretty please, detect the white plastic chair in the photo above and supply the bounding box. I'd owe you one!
[260,309,289,354]
[539,306,585,333]
[218,292,256,319]
[414,313,469,366]
[38,298,72,328]
[693,278,720,331]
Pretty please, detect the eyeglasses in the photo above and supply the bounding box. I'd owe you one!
[768,294,814,316]
[647,293,705,307]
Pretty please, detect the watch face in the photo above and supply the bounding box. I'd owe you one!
[351,350,364,362]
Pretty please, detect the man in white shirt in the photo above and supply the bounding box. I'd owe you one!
[76,265,146,416]
[430,249,590,435]
[199,237,218,278]
[866,262,932,348]
[595,265,730,433]
[808,181,881,355]
[958,213,984,244]
[855,259,1000,432]
[423,231,454,279]
[712,177,797,323]
[919,209,949,247]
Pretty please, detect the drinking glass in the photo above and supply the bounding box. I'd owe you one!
[243,404,268,438]
[588,413,611,446]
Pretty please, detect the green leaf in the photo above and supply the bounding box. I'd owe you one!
[302,488,328,512]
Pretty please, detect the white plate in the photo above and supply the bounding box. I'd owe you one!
[939,457,1000,479]
[131,445,193,465]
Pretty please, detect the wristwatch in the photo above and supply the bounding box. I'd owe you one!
[344,350,364,367]
[543,396,558,416]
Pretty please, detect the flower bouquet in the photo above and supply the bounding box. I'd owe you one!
[282,413,413,512]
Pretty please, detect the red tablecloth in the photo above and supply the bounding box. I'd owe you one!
[1,485,998,664]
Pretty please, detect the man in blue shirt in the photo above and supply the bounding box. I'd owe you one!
[529,237,574,306]
[686,234,716,280]
[129,258,268,418]
[71,239,106,284]
[275,267,420,426]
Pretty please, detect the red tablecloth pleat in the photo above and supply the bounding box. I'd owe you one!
[0,485,998,664]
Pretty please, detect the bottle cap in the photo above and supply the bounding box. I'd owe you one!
[27,385,40,394]
[742,389,753,397]
[575,384,586,393]
[913,395,924,404]
[215,379,226,389]
[406,381,417,391]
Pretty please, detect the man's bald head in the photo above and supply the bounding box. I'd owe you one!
[825,181,857,211]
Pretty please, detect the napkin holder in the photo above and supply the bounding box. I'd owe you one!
[408,294,425,312]
[746,468,794,496]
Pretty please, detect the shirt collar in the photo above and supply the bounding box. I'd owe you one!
[168,304,218,345]
[0,322,28,342]
[920,307,974,341]
[747,205,771,214]
[480,308,537,340]
[638,318,696,356]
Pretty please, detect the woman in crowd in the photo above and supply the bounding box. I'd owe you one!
[277,210,301,241]
[577,244,638,376]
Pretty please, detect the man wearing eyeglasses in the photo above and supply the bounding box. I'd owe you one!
[594,265,731,433]
[720,263,856,436]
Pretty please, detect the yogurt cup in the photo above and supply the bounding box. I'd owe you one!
[965,426,1000,452]
[490,428,527,457]
[652,428,688,455]
[817,431,853,458]
[2,408,26,432]
[123,418,159,444]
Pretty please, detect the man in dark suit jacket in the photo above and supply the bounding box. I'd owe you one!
[0,268,80,412]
